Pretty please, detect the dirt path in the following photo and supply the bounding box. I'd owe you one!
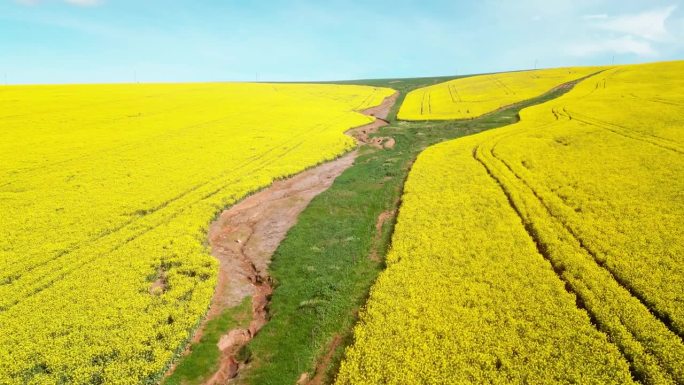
[164,92,398,385]
[347,92,399,149]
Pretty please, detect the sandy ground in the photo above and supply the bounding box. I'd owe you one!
[162,92,398,385]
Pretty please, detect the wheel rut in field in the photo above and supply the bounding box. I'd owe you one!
[202,153,355,384]
[473,143,684,384]
[346,92,399,149]
[488,144,684,341]
[470,145,646,382]
[477,71,605,120]
[164,92,398,385]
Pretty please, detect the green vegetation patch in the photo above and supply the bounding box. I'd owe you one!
[164,297,252,385]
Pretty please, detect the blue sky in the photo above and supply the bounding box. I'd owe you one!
[1,0,683,84]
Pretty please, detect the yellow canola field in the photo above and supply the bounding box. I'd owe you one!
[0,82,394,385]
[337,61,684,384]
[397,66,603,120]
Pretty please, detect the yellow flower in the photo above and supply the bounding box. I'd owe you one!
[0,82,394,384]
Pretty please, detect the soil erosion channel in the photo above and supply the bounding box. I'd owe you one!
[188,92,398,384]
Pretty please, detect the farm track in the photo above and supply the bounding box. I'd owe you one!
[470,144,651,381]
[164,93,398,385]
[562,109,684,154]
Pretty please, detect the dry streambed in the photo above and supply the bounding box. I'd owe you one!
[164,93,398,384]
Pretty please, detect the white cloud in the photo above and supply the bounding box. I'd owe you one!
[567,35,658,57]
[594,5,677,41]
[567,5,680,58]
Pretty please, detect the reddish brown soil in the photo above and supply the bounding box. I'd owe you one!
[375,210,395,234]
[164,92,399,385]
[369,209,396,261]
[200,153,355,385]
[347,92,399,149]
[361,92,398,120]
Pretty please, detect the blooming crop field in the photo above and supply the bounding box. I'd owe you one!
[337,61,684,384]
[397,66,603,120]
[0,82,394,385]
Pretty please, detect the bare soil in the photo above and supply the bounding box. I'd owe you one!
[165,92,399,385]
[200,153,355,384]
[370,209,396,262]
[347,92,399,149]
